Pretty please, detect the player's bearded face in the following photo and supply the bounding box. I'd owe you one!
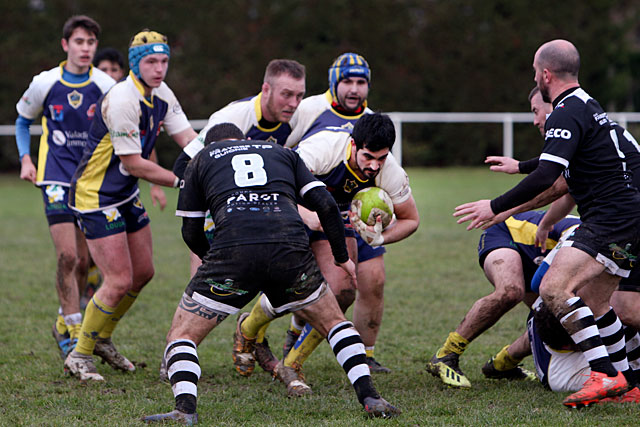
[263,74,305,123]
[353,144,389,179]
[336,77,369,112]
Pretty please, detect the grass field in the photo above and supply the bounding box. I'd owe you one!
[0,169,636,426]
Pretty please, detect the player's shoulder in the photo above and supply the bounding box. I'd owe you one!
[298,91,331,114]
[209,94,258,123]
[152,81,179,103]
[27,65,62,89]
[90,67,116,93]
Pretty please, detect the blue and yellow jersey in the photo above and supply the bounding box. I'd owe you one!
[16,62,115,187]
[183,93,292,159]
[70,72,190,212]
[285,90,373,149]
[296,131,411,222]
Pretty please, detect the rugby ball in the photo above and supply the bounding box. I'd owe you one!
[350,187,394,228]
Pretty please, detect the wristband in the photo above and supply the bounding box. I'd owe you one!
[173,177,180,188]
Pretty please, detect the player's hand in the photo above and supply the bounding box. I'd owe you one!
[535,223,552,252]
[454,199,495,230]
[19,156,37,184]
[485,156,519,174]
[336,258,357,289]
[481,210,510,229]
[150,184,167,210]
[350,212,384,247]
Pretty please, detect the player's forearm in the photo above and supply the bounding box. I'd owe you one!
[15,115,34,159]
[121,155,179,187]
[304,187,349,263]
[182,217,209,259]
[539,194,576,230]
[381,217,419,245]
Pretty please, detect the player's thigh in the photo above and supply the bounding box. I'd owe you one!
[311,237,357,294]
[49,221,80,259]
[540,246,609,296]
[356,255,385,298]
[610,290,640,328]
[296,290,346,337]
[482,248,526,293]
[86,232,133,284]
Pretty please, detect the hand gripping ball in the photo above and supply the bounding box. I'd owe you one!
[350,187,394,229]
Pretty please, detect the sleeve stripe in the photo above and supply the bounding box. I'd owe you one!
[299,181,326,198]
[175,210,207,218]
[539,153,569,168]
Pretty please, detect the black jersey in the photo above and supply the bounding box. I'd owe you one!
[541,87,640,222]
[176,140,325,249]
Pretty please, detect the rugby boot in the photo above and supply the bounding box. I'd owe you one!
[282,329,300,359]
[254,337,279,374]
[64,351,104,381]
[274,360,311,397]
[142,410,198,425]
[232,312,256,377]
[52,322,76,360]
[481,357,536,381]
[363,396,401,418]
[599,386,640,404]
[366,356,391,373]
[94,337,135,372]
[426,352,471,388]
[563,371,628,408]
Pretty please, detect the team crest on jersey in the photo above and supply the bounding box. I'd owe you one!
[87,103,96,119]
[49,104,64,121]
[67,90,83,109]
[133,197,143,209]
[343,179,358,193]
[45,185,65,203]
[102,208,121,223]
[266,136,277,144]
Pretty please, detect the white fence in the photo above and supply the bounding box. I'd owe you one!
[6,112,640,163]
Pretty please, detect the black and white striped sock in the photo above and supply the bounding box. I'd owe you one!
[558,297,617,376]
[623,326,640,387]
[595,308,631,380]
[165,339,201,414]
[327,321,379,404]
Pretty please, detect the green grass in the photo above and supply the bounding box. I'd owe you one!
[0,169,637,426]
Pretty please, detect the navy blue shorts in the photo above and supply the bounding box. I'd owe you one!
[74,195,150,239]
[478,222,536,291]
[41,185,75,225]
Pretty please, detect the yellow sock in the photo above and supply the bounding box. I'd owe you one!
[365,346,375,358]
[76,296,116,356]
[241,295,273,339]
[436,331,470,358]
[98,291,139,339]
[493,344,522,371]
[289,316,304,335]
[67,323,82,340]
[284,326,324,368]
[256,324,268,344]
[55,314,67,335]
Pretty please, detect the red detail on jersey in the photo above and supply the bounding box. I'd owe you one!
[87,103,96,119]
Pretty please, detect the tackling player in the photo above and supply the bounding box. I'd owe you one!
[455,39,640,407]
[236,113,419,396]
[15,15,115,361]
[64,30,197,381]
[142,124,399,423]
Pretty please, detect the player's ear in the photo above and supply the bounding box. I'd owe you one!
[61,38,69,53]
[262,81,270,96]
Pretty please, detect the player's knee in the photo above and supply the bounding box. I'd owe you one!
[335,288,356,312]
[57,251,76,274]
[496,284,525,306]
[132,265,154,290]
[74,253,90,275]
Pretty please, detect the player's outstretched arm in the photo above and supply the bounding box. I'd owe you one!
[480,176,569,229]
[120,153,179,188]
[535,193,576,251]
[149,148,167,210]
[383,195,419,244]
[170,128,198,149]
[485,156,520,174]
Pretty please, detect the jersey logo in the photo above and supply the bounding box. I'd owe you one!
[49,104,64,121]
[266,136,277,144]
[45,184,65,203]
[67,90,83,109]
[87,103,96,119]
[343,179,358,193]
[102,208,122,223]
[545,128,572,140]
[52,130,66,146]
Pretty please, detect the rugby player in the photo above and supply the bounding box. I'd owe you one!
[15,15,115,361]
[255,53,402,374]
[142,124,400,424]
[455,39,640,407]
[237,113,419,396]
[64,30,197,381]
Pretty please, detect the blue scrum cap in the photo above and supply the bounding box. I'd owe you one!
[328,52,370,102]
[128,30,170,80]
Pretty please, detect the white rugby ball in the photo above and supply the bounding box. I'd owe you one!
[350,187,394,228]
